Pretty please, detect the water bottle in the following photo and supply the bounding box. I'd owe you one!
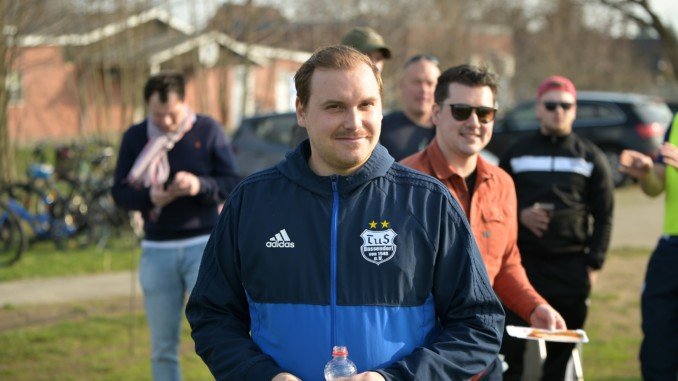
[324,345,357,380]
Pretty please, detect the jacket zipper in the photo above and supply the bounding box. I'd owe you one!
[330,176,339,347]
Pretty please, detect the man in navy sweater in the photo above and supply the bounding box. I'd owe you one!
[186,45,504,381]
[112,71,239,381]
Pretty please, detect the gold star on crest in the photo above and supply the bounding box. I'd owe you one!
[380,220,390,228]
[369,220,377,229]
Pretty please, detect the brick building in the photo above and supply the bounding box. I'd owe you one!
[5,6,310,144]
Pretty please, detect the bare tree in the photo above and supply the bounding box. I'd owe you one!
[593,0,678,79]
[479,0,655,101]
[0,0,48,182]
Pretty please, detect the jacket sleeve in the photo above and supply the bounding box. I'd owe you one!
[195,118,240,205]
[111,126,154,212]
[378,195,505,380]
[585,149,614,269]
[185,190,285,381]
[492,181,546,321]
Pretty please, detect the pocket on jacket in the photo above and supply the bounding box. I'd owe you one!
[479,206,510,260]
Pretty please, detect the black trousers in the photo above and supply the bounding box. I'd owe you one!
[639,237,678,381]
[501,254,590,381]
[500,295,588,381]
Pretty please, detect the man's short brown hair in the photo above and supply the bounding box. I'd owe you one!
[434,64,498,105]
[294,45,382,108]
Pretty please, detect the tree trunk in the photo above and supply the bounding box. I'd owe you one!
[0,0,17,183]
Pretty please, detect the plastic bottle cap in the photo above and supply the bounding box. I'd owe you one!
[332,346,349,357]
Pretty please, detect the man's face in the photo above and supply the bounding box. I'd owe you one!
[433,83,495,160]
[367,50,385,73]
[400,60,440,122]
[147,91,186,133]
[295,63,383,176]
[536,90,576,136]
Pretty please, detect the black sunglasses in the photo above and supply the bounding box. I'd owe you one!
[543,101,574,111]
[448,104,497,123]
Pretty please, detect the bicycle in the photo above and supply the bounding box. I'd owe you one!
[55,140,132,249]
[0,199,27,267]
[3,181,79,249]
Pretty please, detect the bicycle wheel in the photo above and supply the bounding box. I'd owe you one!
[50,196,81,250]
[0,201,27,267]
[7,182,53,242]
[83,186,129,250]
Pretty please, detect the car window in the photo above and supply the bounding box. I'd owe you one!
[574,102,625,125]
[250,114,298,146]
[506,102,538,131]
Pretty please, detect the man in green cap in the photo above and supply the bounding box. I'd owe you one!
[341,26,392,73]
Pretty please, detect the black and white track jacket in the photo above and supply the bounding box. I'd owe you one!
[499,131,614,270]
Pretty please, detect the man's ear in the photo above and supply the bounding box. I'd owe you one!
[295,97,306,127]
[431,103,441,126]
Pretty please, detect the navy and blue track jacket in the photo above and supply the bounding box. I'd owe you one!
[186,142,504,381]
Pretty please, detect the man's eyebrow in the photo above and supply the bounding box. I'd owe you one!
[361,96,380,103]
[319,99,344,107]
[318,96,380,107]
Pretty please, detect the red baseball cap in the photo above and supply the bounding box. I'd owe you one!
[536,75,576,99]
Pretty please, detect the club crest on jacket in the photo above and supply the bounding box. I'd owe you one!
[360,221,397,265]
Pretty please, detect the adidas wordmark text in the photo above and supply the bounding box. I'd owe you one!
[266,229,295,248]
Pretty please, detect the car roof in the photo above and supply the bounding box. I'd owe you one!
[243,111,296,121]
[576,91,665,104]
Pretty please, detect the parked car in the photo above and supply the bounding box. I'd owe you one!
[486,91,673,186]
[231,112,299,178]
[232,111,500,177]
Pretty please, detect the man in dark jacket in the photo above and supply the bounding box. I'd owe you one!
[381,54,440,161]
[112,71,239,380]
[499,76,614,381]
[186,45,504,381]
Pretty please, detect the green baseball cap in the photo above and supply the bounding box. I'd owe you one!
[340,27,392,59]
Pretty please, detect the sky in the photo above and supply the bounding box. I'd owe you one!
[172,0,678,32]
[651,0,678,29]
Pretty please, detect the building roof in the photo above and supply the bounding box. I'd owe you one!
[16,6,194,47]
[8,4,310,70]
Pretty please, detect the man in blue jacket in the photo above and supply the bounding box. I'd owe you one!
[186,45,504,381]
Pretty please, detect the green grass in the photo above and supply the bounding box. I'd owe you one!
[0,234,139,282]
[0,246,652,380]
[582,247,648,381]
[0,312,211,380]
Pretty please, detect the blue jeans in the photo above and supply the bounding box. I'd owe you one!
[140,236,209,381]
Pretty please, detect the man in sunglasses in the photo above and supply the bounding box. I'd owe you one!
[401,64,566,380]
[498,75,614,381]
[380,54,440,161]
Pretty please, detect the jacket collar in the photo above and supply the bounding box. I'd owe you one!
[277,139,395,196]
[426,138,493,183]
[538,129,574,145]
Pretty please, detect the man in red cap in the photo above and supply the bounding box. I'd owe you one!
[498,75,615,380]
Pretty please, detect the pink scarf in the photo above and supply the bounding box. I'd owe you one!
[127,106,196,188]
[126,107,196,220]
